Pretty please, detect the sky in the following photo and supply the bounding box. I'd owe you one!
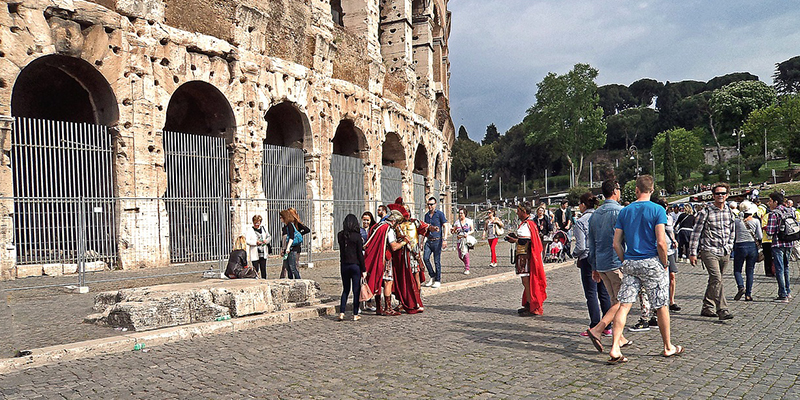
[447,0,800,142]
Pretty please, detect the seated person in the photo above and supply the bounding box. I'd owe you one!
[225,236,257,279]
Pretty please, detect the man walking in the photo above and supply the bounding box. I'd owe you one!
[584,180,630,352]
[689,182,735,321]
[765,192,796,302]
[423,197,447,288]
[608,175,682,363]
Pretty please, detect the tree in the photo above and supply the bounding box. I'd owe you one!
[450,134,480,182]
[774,56,800,95]
[710,80,777,132]
[663,130,679,194]
[457,125,469,140]
[629,78,663,107]
[705,72,759,92]
[742,94,800,162]
[482,123,500,145]
[605,107,658,150]
[651,128,704,179]
[598,84,637,117]
[525,63,606,184]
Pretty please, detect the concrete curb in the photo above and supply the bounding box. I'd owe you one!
[0,260,572,375]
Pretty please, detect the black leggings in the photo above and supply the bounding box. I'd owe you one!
[252,258,267,279]
[340,263,362,315]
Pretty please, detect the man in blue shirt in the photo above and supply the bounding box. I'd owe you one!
[608,175,683,363]
[423,197,447,288]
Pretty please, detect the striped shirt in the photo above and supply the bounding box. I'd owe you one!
[689,203,735,257]
[765,205,796,248]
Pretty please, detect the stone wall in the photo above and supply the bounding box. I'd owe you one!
[0,0,453,280]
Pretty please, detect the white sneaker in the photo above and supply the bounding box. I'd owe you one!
[423,278,434,287]
[463,270,470,275]
[432,281,441,288]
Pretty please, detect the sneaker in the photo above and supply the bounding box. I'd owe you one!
[718,310,734,320]
[338,313,345,321]
[353,315,361,321]
[432,281,441,288]
[669,303,682,312]
[648,316,658,327]
[423,278,434,287]
[602,329,612,337]
[463,270,470,275]
[774,297,789,303]
[629,319,650,332]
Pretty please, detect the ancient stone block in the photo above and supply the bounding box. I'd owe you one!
[115,0,164,21]
[42,263,63,276]
[62,263,78,274]
[15,264,42,278]
[48,17,84,56]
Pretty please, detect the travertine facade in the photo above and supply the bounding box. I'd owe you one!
[0,0,454,279]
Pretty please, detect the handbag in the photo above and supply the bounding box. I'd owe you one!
[494,223,505,236]
[359,278,373,302]
[465,234,477,248]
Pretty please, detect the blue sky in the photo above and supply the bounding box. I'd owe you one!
[447,0,800,142]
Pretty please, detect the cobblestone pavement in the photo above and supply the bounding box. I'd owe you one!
[2,258,799,399]
[0,241,515,358]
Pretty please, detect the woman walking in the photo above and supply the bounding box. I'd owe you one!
[280,208,310,279]
[338,214,366,321]
[483,208,504,267]
[452,208,474,275]
[245,215,272,278]
[675,204,695,259]
[573,192,611,335]
[734,201,762,301]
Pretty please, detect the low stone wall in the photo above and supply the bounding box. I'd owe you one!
[86,279,323,331]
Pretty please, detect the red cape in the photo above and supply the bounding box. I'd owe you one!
[364,222,391,294]
[391,247,424,313]
[524,219,547,314]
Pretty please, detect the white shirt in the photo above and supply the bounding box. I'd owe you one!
[517,219,532,238]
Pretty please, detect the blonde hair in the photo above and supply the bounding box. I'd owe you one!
[252,215,263,224]
[233,235,247,251]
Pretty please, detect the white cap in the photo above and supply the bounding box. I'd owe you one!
[739,201,758,216]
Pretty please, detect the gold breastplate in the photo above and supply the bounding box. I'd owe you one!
[398,221,419,248]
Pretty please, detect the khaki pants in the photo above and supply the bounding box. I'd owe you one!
[700,250,730,313]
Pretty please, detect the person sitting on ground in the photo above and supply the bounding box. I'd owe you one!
[225,236,258,279]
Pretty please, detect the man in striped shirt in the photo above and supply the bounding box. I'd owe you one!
[689,182,735,321]
[765,192,795,303]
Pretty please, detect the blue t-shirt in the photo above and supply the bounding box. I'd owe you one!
[424,209,448,239]
[615,200,667,260]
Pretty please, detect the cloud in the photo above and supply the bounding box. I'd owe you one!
[447,0,800,141]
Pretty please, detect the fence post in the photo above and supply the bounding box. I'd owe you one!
[77,196,88,292]
[218,195,225,276]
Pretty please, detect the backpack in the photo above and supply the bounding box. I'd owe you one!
[290,223,304,245]
[777,209,800,242]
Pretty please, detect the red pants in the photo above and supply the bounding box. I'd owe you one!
[488,238,498,264]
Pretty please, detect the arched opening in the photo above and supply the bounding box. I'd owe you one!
[331,120,366,245]
[163,81,236,263]
[381,132,406,205]
[10,55,119,267]
[433,153,442,205]
[261,102,311,253]
[412,144,428,217]
[331,0,344,26]
[264,101,310,149]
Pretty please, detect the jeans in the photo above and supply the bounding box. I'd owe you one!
[733,242,757,297]
[283,250,301,279]
[457,240,470,270]
[772,246,792,298]
[340,263,361,315]
[423,239,443,282]
[578,258,611,328]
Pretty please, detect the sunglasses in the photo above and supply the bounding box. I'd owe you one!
[713,192,728,196]
[427,203,435,206]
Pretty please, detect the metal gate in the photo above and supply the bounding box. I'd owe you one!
[331,154,364,249]
[413,173,426,219]
[11,117,117,266]
[434,179,442,204]
[262,143,308,254]
[163,130,231,263]
[381,165,402,205]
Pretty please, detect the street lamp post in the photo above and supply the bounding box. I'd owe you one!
[733,129,745,188]
[649,151,655,177]
[629,145,640,177]
[482,171,492,204]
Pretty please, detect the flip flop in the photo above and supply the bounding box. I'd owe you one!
[586,330,604,353]
[662,345,684,357]
[607,355,628,364]
[621,340,634,348]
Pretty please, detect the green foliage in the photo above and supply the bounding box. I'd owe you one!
[451,135,480,183]
[710,80,777,133]
[746,155,766,176]
[663,130,679,194]
[605,107,658,150]
[482,123,500,145]
[698,164,715,177]
[598,84,637,117]
[629,78,664,107]
[705,72,759,92]
[567,186,590,206]
[774,56,800,95]
[621,180,637,203]
[652,128,704,179]
[741,94,800,162]
[457,125,469,140]
[525,63,607,179]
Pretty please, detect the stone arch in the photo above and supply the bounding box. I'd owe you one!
[164,80,236,143]
[332,119,366,158]
[434,153,441,178]
[382,131,406,169]
[264,101,312,150]
[11,54,119,125]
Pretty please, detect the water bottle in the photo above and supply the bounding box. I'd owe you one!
[133,343,145,351]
